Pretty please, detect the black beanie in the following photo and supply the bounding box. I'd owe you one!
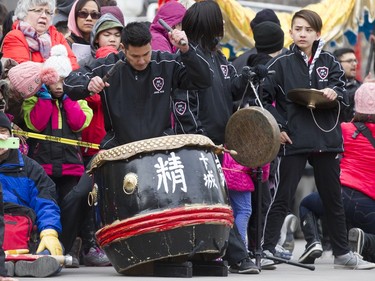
[0,112,12,134]
[250,9,280,31]
[253,21,284,54]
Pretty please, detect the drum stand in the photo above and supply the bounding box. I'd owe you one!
[249,77,315,272]
[252,167,314,271]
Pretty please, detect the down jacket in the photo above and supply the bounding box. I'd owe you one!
[0,149,61,233]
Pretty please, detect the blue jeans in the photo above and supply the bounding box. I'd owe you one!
[299,192,324,219]
[229,190,252,248]
[342,186,375,234]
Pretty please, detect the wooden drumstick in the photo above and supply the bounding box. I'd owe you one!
[158,19,187,46]
[89,59,124,96]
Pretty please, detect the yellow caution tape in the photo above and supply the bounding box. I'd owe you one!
[12,129,100,150]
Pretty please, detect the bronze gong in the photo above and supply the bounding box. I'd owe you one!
[287,88,338,109]
[225,107,280,168]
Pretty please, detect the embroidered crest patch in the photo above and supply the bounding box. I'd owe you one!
[316,67,328,80]
[174,101,187,115]
[153,77,164,92]
[221,65,229,78]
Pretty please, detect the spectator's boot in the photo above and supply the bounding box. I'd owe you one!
[14,256,61,278]
[298,211,323,264]
[5,261,14,277]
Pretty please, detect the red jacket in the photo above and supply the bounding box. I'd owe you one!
[2,21,79,70]
[340,122,375,200]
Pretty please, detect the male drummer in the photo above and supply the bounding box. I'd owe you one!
[61,21,212,257]
[260,9,375,269]
[63,21,212,149]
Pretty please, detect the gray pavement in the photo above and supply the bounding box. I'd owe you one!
[15,239,375,280]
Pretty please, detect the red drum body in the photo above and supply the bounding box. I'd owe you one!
[89,135,233,275]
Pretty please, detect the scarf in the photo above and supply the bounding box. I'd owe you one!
[17,21,51,60]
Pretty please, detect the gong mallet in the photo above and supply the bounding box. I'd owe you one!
[158,18,187,46]
[263,252,315,271]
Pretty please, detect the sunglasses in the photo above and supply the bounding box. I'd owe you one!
[77,10,101,19]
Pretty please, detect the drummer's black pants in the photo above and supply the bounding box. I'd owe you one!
[262,153,349,257]
[224,224,249,265]
[59,173,93,253]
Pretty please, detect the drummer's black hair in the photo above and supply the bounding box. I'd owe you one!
[291,9,322,33]
[121,22,152,49]
[182,0,223,52]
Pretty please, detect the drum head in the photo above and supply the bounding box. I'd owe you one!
[225,107,280,168]
[287,88,337,109]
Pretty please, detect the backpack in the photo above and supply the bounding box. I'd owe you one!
[3,202,38,254]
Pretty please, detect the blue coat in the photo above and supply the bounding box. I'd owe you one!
[0,149,61,233]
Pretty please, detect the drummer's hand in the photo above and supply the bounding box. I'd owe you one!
[88,76,110,93]
[168,29,189,53]
[321,88,338,101]
[280,131,292,145]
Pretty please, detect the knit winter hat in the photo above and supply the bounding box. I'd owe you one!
[253,21,284,54]
[8,61,59,99]
[0,111,12,134]
[53,0,75,25]
[92,14,123,52]
[354,83,375,115]
[43,45,73,78]
[250,9,280,30]
[96,20,123,38]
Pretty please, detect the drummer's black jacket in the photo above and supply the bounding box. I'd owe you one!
[63,46,212,148]
[173,47,250,145]
[262,40,348,156]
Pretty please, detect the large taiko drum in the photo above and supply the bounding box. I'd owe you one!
[88,134,233,275]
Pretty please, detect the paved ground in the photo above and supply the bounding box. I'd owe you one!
[14,239,375,280]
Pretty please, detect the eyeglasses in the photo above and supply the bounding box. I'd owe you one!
[340,59,358,64]
[28,8,54,16]
[77,11,101,19]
